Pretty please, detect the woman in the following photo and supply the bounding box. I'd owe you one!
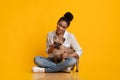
[32,12,82,73]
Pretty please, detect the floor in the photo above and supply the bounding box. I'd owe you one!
[1,56,120,80]
[32,72,81,80]
[1,61,120,80]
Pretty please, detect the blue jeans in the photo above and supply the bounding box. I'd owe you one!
[34,56,77,72]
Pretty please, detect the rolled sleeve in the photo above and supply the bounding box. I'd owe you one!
[70,34,82,57]
[46,32,53,53]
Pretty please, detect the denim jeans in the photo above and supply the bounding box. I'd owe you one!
[34,56,77,72]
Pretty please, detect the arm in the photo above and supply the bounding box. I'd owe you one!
[46,33,55,54]
[68,34,82,58]
[48,44,55,54]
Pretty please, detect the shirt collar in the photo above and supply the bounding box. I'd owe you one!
[63,30,68,39]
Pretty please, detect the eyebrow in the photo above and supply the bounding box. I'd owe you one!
[59,23,67,28]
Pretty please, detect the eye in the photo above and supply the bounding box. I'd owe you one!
[58,23,67,29]
[61,26,66,29]
[59,23,62,27]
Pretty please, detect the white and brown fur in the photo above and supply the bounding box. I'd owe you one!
[52,36,79,72]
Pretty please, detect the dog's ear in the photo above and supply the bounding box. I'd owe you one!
[54,35,57,40]
[63,38,65,42]
[53,35,58,42]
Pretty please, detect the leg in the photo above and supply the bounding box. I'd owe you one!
[34,56,56,68]
[75,59,79,72]
[71,64,75,70]
[45,57,77,72]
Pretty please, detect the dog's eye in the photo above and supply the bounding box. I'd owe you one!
[54,42,56,44]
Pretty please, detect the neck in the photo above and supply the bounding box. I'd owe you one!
[56,32,64,38]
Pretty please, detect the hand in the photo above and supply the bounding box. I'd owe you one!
[48,44,55,53]
[62,52,68,59]
[68,53,79,58]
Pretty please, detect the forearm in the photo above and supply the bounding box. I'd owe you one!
[48,44,55,54]
[69,53,79,58]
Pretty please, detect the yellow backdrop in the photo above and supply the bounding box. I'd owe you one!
[0,0,120,80]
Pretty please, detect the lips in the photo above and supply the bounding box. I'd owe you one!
[58,30,63,33]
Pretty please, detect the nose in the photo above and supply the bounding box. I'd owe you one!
[59,26,64,30]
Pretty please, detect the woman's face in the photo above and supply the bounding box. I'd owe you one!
[56,20,68,34]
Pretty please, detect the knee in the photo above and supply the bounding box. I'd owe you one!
[70,57,77,64]
[34,56,42,64]
[67,57,77,66]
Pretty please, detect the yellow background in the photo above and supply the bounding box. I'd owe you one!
[0,0,120,80]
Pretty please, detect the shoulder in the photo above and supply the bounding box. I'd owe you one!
[47,31,56,36]
[67,31,78,41]
[66,31,75,38]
